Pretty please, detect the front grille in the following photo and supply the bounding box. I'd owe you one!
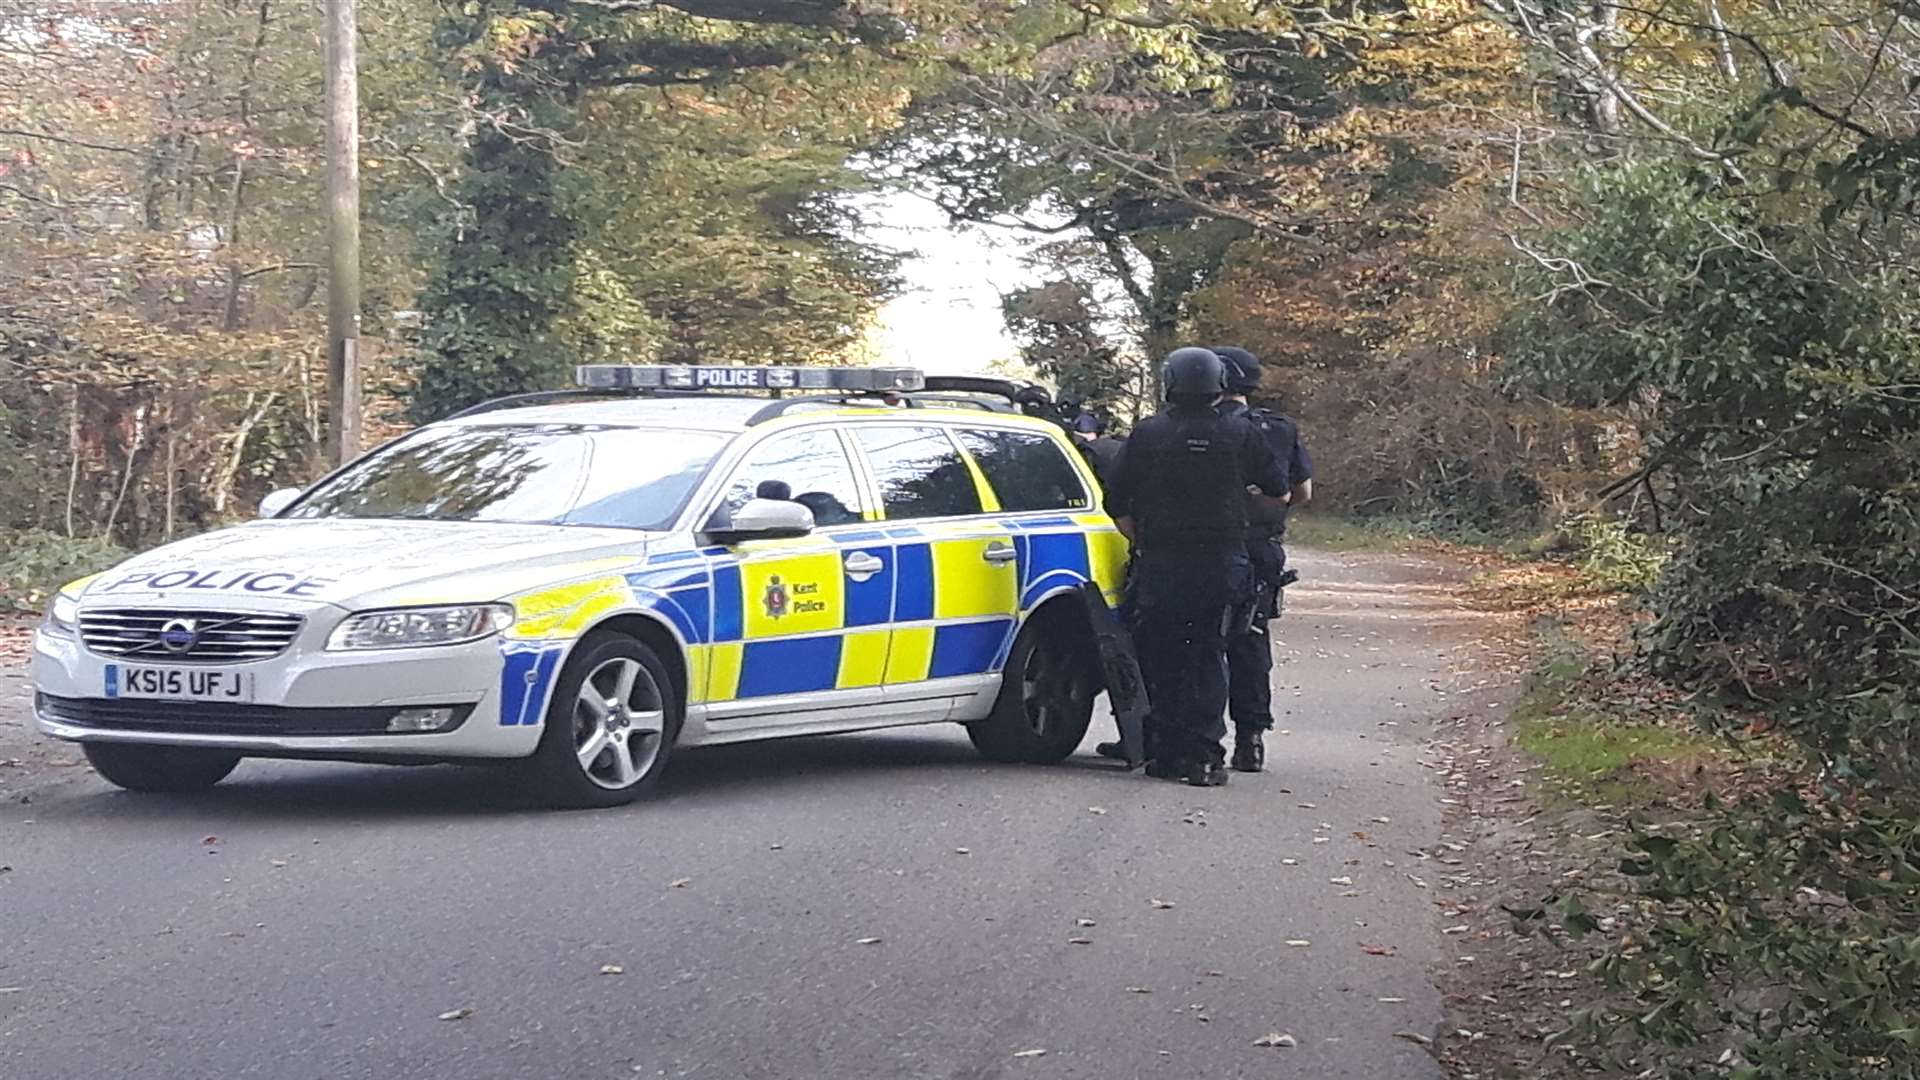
[38,695,474,737]
[78,608,304,663]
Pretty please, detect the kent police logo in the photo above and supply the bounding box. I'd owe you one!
[764,575,789,619]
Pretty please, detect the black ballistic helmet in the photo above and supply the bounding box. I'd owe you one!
[1213,346,1262,394]
[1163,347,1227,399]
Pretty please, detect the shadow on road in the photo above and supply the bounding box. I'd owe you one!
[26,726,1133,824]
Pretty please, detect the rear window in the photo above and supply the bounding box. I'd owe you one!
[956,429,1090,513]
[852,426,984,520]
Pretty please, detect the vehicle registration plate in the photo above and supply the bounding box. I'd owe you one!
[105,664,253,703]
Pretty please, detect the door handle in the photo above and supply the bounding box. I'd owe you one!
[844,551,885,581]
[982,544,1018,565]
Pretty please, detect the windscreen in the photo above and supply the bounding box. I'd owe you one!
[285,424,727,530]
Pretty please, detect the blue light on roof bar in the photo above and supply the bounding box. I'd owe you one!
[575,365,924,393]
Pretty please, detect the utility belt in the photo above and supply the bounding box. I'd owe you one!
[1235,533,1298,633]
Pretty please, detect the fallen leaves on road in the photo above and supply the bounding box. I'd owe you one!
[1253,1033,1297,1048]
[668,878,692,889]
[437,1008,474,1022]
[1087,806,1107,815]
[0,987,21,995]
[269,859,288,868]
[954,847,971,855]
[1067,937,1092,945]
[1378,996,1407,1004]
[1125,986,1151,994]
[1359,944,1398,957]
[600,964,624,975]
[201,836,219,846]
[855,937,882,945]
[1329,876,1353,886]
[1074,918,1095,927]
[1393,1031,1433,1046]
[1149,898,1174,909]
[1012,1049,1047,1059]
[1285,939,1312,947]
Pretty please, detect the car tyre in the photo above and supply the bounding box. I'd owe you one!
[967,608,1095,764]
[527,632,681,809]
[83,743,241,792]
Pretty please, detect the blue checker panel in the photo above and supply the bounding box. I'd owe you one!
[1025,532,1091,580]
[893,543,934,621]
[930,619,1017,678]
[738,636,843,697]
[711,563,744,642]
[499,646,564,726]
[845,551,893,628]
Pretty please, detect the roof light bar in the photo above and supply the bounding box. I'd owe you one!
[575,364,924,393]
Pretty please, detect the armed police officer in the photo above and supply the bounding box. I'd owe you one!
[1103,347,1290,787]
[1213,347,1314,773]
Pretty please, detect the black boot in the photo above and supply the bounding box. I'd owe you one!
[1231,727,1265,773]
[1095,741,1128,761]
[1184,760,1229,787]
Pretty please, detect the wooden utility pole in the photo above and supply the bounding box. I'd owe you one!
[324,0,362,465]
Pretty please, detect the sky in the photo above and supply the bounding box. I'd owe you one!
[858,192,1043,377]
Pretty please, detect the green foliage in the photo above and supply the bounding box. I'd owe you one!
[1562,791,1920,1079]
[0,529,127,612]
[1568,512,1666,594]
[1504,162,1920,781]
[1508,160,1920,1078]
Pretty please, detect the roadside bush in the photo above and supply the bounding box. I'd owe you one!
[1563,790,1920,1080]
[1505,163,1920,1077]
[0,529,128,613]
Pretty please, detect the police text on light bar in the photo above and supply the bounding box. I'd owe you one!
[575,365,925,393]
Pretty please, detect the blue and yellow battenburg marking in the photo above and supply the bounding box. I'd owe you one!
[491,512,1129,726]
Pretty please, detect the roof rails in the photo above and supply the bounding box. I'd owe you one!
[744,390,1011,426]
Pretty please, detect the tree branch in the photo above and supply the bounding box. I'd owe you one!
[0,127,141,156]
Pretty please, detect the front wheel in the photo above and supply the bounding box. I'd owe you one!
[526,633,681,809]
[83,743,240,792]
[967,611,1095,764]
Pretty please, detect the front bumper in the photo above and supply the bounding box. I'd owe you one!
[32,622,544,761]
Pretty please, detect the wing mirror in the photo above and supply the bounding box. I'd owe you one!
[707,498,814,543]
[258,487,302,518]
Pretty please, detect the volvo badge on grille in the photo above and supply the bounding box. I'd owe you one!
[158,618,199,654]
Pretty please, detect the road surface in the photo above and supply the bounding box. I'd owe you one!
[0,546,1480,1079]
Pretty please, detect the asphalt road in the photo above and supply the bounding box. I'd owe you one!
[0,546,1481,1080]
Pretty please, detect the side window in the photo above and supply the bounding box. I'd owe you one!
[956,429,1091,513]
[853,426,984,521]
[718,428,864,527]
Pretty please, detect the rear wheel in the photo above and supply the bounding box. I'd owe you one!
[526,632,680,809]
[83,743,240,792]
[967,609,1095,764]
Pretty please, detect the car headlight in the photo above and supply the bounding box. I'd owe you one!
[326,604,514,651]
[42,592,78,637]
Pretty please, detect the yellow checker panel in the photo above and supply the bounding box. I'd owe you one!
[930,537,1018,619]
[1084,529,1132,601]
[509,575,630,640]
[685,644,712,706]
[837,629,890,689]
[885,625,936,683]
[740,551,845,639]
[707,642,744,703]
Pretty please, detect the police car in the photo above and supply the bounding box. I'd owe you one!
[32,366,1130,807]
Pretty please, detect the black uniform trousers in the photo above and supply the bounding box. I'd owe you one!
[1128,544,1251,768]
[1226,535,1285,732]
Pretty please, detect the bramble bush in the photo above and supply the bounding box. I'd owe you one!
[0,529,128,613]
[1508,163,1920,1078]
